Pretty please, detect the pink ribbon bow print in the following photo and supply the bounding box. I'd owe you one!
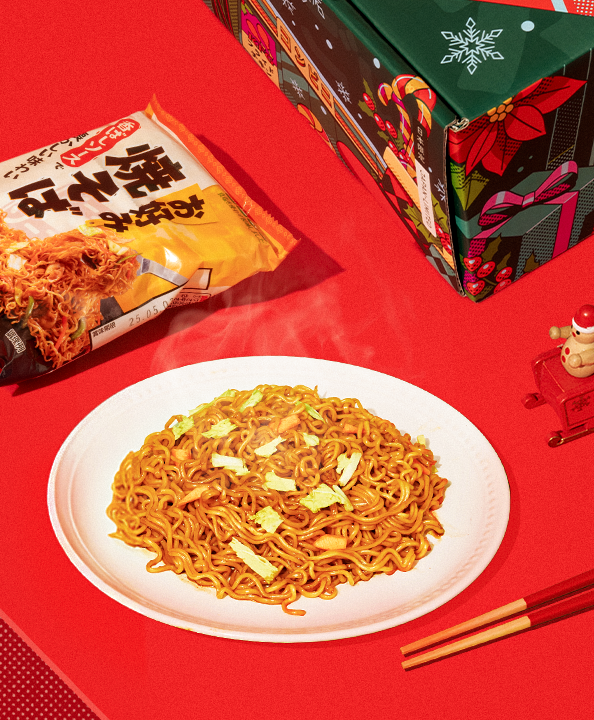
[474,160,580,259]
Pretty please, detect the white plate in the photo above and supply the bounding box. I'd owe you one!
[48,357,509,642]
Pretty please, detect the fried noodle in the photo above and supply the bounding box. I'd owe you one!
[107,384,448,615]
[0,212,139,368]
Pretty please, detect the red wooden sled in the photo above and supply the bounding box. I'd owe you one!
[523,346,594,447]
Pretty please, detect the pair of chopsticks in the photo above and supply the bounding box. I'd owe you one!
[401,567,594,669]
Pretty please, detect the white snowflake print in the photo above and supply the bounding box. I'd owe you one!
[441,17,504,75]
[290,79,305,99]
[282,0,296,13]
[302,0,325,19]
[335,81,351,104]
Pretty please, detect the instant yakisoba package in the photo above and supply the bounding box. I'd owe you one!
[0,97,298,384]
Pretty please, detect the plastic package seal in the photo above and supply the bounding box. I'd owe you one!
[0,97,299,384]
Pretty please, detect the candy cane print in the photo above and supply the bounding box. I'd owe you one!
[390,75,437,170]
[390,76,414,168]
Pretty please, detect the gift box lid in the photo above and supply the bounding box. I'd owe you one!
[340,0,594,121]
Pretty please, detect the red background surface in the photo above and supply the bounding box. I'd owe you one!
[480,0,594,15]
[2,1,594,718]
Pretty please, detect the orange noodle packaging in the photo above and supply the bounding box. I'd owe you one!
[0,97,298,385]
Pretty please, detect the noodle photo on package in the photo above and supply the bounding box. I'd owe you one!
[107,384,448,615]
[0,214,139,369]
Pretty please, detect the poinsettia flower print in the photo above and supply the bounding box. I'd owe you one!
[449,76,586,176]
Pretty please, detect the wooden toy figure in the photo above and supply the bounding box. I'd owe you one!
[550,304,594,378]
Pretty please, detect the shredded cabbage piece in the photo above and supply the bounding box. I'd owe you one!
[202,418,237,438]
[6,255,25,271]
[299,484,352,513]
[171,416,194,440]
[211,453,249,475]
[331,484,353,512]
[5,241,29,253]
[172,391,239,439]
[229,538,279,583]
[253,506,283,533]
[255,436,283,457]
[263,472,297,492]
[336,451,362,486]
[189,389,237,417]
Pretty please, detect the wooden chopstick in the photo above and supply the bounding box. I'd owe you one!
[401,567,594,656]
[401,582,594,670]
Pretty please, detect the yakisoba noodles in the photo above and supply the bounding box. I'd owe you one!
[107,384,448,615]
[0,211,138,368]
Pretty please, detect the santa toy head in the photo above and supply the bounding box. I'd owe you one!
[572,304,594,337]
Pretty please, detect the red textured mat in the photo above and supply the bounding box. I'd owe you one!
[0,618,103,720]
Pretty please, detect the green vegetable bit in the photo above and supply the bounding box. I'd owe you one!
[70,317,87,340]
[239,389,263,412]
[304,404,324,421]
[23,296,35,322]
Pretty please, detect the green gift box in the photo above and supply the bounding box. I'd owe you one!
[204,0,594,301]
